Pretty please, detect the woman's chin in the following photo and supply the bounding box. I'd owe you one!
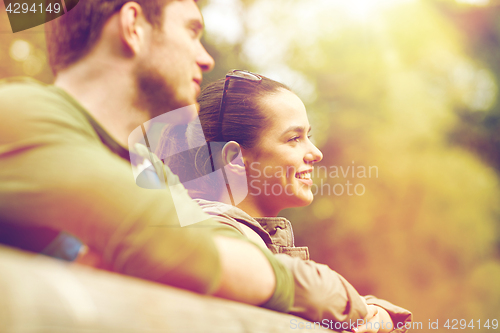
[303,196,314,206]
[290,193,314,208]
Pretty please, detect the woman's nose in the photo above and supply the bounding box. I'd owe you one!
[304,143,323,164]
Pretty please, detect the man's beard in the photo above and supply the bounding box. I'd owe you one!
[133,61,184,119]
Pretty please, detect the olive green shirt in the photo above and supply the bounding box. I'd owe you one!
[0,78,293,311]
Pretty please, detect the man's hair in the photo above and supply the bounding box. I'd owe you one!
[45,0,170,74]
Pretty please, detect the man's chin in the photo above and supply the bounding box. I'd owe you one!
[183,102,199,124]
[159,103,199,125]
[169,95,198,115]
[134,64,197,121]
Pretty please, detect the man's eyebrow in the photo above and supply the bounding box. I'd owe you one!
[281,126,312,135]
[188,18,204,35]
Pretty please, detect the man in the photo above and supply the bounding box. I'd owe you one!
[0,0,292,311]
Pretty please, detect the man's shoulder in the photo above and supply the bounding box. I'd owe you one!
[0,77,105,153]
[0,77,52,97]
[0,77,94,137]
[0,76,82,113]
[0,77,67,115]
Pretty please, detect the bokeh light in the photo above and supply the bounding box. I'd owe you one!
[9,39,31,62]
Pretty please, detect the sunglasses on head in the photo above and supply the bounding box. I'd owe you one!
[218,69,263,132]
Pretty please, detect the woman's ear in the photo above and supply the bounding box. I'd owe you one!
[221,141,246,174]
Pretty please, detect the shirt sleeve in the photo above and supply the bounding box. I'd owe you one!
[364,295,413,332]
[275,254,369,323]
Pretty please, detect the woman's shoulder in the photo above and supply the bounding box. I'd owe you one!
[194,199,271,246]
[195,199,257,226]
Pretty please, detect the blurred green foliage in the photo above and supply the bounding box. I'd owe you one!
[1,0,499,330]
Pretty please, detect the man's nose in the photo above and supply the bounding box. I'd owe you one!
[198,45,215,72]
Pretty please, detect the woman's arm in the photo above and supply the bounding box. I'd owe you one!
[277,255,412,332]
[275,253,369,323]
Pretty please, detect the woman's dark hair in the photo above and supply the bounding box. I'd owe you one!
[156,73,291,200]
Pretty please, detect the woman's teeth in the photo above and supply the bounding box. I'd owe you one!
[296,172,311,179]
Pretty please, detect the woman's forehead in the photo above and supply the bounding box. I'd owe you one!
[261,89,309,132]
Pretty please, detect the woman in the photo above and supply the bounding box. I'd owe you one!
[158,70,412,332]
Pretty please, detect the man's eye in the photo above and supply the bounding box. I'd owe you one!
[190,26,202,38]
[289,136,300,142]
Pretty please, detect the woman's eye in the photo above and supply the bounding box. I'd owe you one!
[289,136,301,142]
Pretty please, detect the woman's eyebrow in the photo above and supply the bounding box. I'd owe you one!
[281,126,312,135]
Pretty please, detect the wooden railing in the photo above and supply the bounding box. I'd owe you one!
[0,245,331,332]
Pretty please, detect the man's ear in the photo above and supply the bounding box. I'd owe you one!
[221,141,246,175]
[118,2,149,56]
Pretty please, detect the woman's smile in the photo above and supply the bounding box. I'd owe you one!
[295,169,313,186]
